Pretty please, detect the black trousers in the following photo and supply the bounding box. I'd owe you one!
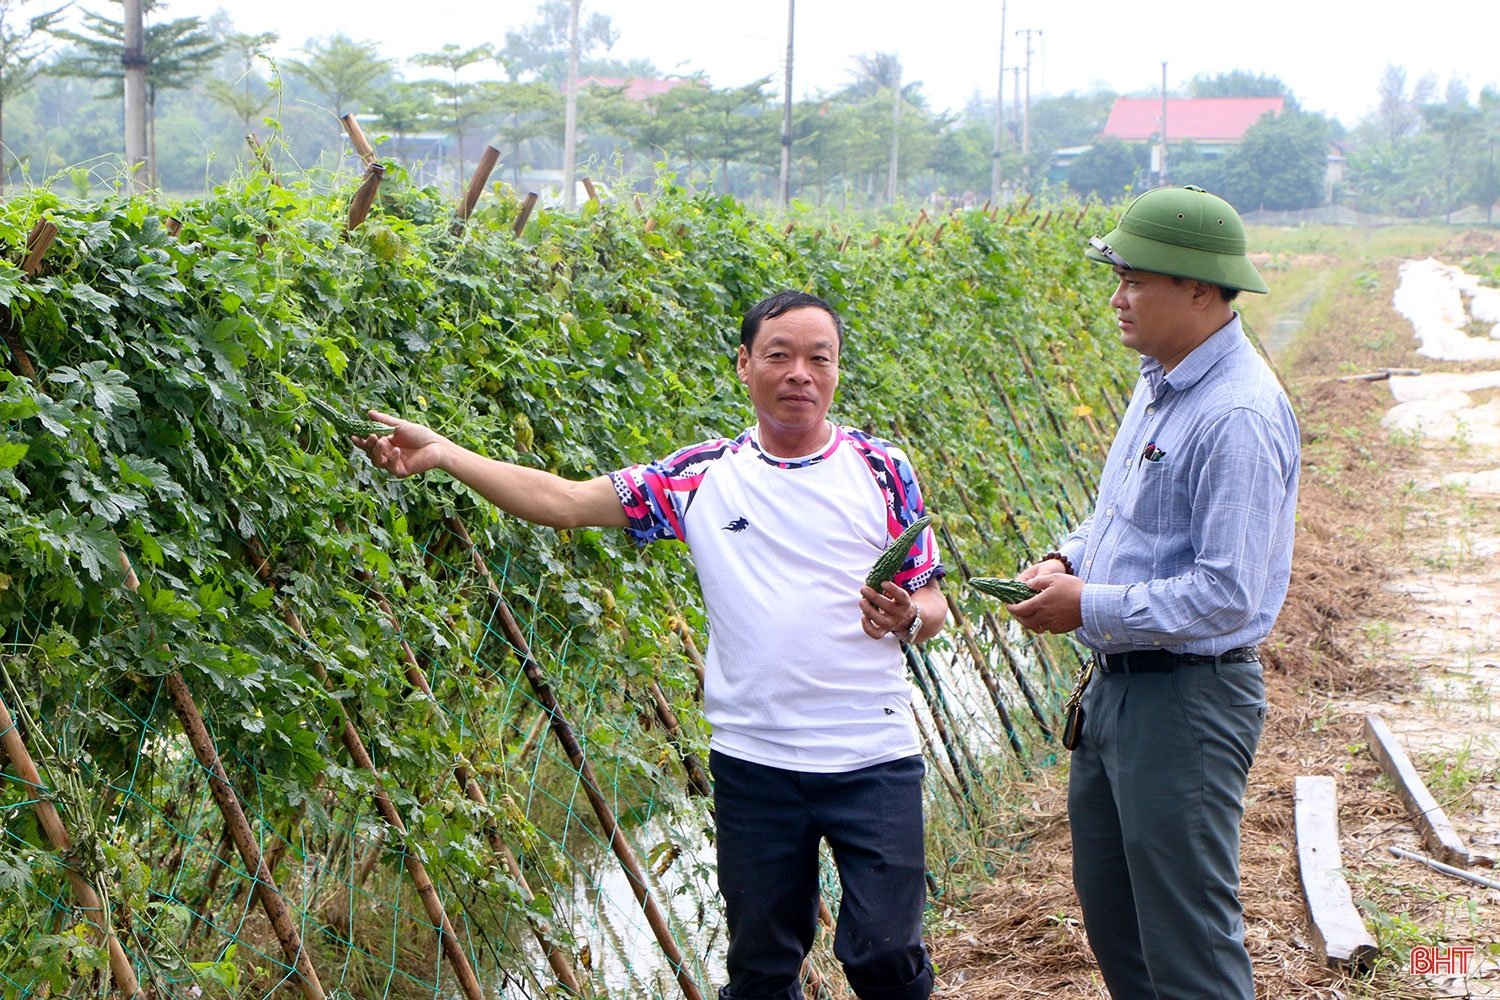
[710,750,934,1000]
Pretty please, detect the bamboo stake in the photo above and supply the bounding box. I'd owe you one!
[340,112,378,168]
[581,176,599,203]
[244,534,545,998]
[901,645,974,805]
[163,673,326,999]
[647,679,712,798]
[345,574,521,1000]
[909,704,967,812]
[23,219,57,276]
[0,696,142,996]
[115,548,327,1000]
[346,163,385,231]
[445,517,704,1000]
[669,616,707,694]
[513,192,538,236]
[459,145,502,221]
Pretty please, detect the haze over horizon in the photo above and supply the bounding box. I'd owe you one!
[73,0,1500,129]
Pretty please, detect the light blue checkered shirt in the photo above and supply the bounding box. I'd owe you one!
[1056,314,1300,656]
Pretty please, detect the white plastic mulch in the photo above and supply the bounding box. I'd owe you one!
[1381,259,1500,460]
[1392,258,1500,362]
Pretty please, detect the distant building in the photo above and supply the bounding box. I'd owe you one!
[1100,97,1286,148]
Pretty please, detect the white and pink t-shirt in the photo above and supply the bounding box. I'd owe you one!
[611,423,944,773]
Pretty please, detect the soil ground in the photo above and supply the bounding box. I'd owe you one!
[929,229,1500,999]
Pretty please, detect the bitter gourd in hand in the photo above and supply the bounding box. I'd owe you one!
[309,396,394,437]
[969,577,1039,602]
[866,514,933,589]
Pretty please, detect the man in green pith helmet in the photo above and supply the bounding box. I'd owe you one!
[1007,185,1300,1000]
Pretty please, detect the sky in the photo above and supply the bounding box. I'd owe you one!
[117,0,1500,128]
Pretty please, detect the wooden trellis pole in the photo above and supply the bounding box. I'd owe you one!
[444,517,705,1000]
[115,551,326,1000]
[901,645,974,804]
[346,164,385,230]
[0,696,142,996]
[240,535,526,1000]
[340,112,378,168]
[459,145,502,221]
[646,679,712,798]
[339,114,386,230]
[513,192,538,236]
[581,176,599,203]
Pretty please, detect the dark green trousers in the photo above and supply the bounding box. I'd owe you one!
[1068,660,1266,1000]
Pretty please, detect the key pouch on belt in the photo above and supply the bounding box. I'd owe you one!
[1061,658,1095,752]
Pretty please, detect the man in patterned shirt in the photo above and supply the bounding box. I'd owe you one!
[1008,187,1300,1000]
[355,290,947,1000]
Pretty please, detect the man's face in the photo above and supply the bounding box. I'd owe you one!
[1108,266,1203,361]
[736,306,841,452]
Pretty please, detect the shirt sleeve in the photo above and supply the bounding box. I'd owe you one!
[884,446,946,592]
[1078,405,1297,647]
[609,437,731,545]
[1056,516,1093,572]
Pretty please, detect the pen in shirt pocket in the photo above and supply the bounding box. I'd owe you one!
[1140,441,1166,463]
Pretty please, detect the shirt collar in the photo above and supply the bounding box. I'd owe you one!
[1139,312,1245,399]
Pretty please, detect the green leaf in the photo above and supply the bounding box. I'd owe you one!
[0,441,28,470]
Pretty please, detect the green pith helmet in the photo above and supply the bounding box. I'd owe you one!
[1085,185,1268,294]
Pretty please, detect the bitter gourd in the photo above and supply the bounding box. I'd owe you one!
[865,514,932,589]
[969,577,1039,602]
[309,396,393,437]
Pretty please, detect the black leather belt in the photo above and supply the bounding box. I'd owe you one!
[1096,646,1259,674]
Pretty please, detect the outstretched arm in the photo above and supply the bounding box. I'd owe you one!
[354,410,628,530]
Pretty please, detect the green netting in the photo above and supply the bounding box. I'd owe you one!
[0,163,1132,997]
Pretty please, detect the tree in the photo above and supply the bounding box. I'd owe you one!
[283,34,394,134]
[50,0,225,187]
[1421,79,1481,220]
[0,0,65,190]
[1471,86,1500,223]
[411,43,498,190]
[1189,70,1295,105]
[499,0,616,85]
[1215,109,1331,211]
[1066,136,1141,199]
[204,29,278,137]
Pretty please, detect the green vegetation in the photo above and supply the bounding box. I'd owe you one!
[0,163,1128,993]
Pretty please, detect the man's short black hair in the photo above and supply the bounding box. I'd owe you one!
[1169,275,1241,302]
[740,290,845,350]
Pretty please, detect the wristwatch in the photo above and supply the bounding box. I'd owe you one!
[898,605,924,644]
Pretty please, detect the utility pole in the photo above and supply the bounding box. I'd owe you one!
[886,62,901,203]
[561,0,581,210]
[122,0,147,191]
[1158,61,1169,187]
[1016,28,1041,165]
[778,0,794,207]
[990,0,1007,201]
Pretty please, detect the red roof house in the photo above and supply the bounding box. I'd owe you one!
[1101,97,1285,145]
